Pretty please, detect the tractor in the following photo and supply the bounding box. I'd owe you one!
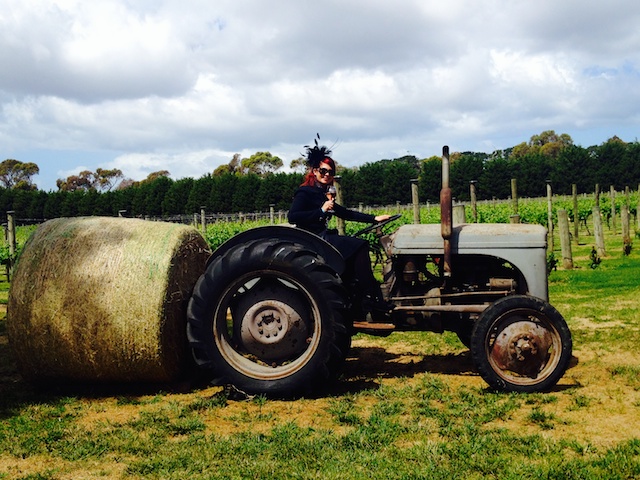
[186,146,573,396]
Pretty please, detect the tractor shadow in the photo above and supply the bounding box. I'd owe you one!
[328,345,478,395]
[328,345,581,396]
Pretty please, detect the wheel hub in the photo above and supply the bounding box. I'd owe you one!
[239,300,309,362]
[491,320,553,377]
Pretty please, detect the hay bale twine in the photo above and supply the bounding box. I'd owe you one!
[7,216,211,384]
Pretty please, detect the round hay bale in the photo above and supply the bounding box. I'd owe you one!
[7,216,211,384]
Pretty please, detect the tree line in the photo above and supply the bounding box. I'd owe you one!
[1,131,639,222]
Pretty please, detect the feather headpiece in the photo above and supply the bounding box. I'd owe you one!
[303,133,332,169]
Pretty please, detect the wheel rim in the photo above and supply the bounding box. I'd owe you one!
[485,307,562,386]
[213,271,322,380]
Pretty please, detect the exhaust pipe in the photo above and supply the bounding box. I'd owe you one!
[440,146,452,276]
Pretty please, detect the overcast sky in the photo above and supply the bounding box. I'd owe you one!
[2,0,639,191]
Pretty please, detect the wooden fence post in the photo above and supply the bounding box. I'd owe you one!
[546,181,554,252]
[622,204,631,253]
[200,206,206,232]
[453,204,466,225]
[593,205,606,257]
[511,178,518,216]
[557,209,573,269]
[625,186,630,207]
[411,179,420,224]
[572,184,579,244]
[334,175,345,235]
[6,211,16,281]
[470,180,478,223]
[610,186,617,234]
[2,224,7,282]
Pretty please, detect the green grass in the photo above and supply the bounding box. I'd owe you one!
[0,219,639,479]
[548,230,640,354]
[2,385,637,479]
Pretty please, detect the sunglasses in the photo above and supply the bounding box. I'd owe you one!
[317,167,334,176]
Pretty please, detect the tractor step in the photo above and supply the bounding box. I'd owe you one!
[352,321,396,331]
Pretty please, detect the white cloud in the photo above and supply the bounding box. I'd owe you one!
[1,0,639,191]
[109,149,242,183]
[0,0,194,101]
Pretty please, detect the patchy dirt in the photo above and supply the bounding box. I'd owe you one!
[348,336,640,447]
[31,335,638,451]
[1,317,639,459]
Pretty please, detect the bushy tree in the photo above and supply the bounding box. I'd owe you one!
[255,172,301,211]
[240,152,283,176]
[353,161,386,206]
[289,157,307,174]
[552,145,594,194]
[4,130,640,221]
[209,173,238,213]
[0,159,39,190]
[95,168,124,191]
[450,152,486,201]
[512,130,574,160]
[478,156,511,200]
[214,154,242,176]
[162,177,194,215]
[380,159,418,205]
[57,168,125,191]
[231,174,261,212]
[186,175,215,213]
[334,167,358,207]
[131,176,172,216]
[418,156,442,203]
[511,152,551,197]
[595,136,627,190]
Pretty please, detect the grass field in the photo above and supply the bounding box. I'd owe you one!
[0,221,639,479]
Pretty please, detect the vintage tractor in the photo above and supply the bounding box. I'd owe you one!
[186,146,573,396]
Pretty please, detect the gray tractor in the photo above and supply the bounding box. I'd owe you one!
[187,147,573,396]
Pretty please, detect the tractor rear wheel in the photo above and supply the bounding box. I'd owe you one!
[470,295,572,393]
[187,239,349,397]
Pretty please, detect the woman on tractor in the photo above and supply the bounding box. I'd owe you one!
[288,136,393,321]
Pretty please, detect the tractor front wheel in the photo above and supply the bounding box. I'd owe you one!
[470,295,572,393]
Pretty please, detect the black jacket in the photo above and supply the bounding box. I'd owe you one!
[288,185,375,236]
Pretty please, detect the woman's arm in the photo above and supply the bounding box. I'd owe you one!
[332,203,376,223]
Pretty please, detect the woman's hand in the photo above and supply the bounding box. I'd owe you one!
[374,214,391,222]
[322,199,335,212]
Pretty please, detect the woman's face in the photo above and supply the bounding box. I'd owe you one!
[313,161,334,186]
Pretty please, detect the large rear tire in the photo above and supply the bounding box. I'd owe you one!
[187,239,349,397]
[470,295,572,393]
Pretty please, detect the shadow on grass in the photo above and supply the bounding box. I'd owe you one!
[329,345,580,396]
[0,338,478,409]
[1,326,578,408]
[0,327,208,418]
[326,346,477,395]
[347,345,475,378]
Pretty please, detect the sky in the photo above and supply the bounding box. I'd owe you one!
[1,0,639,191]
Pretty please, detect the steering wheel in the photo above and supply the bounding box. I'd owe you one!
[354,214,402,237]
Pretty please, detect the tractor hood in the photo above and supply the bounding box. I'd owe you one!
[390,223,549,300]
[390,223,547,253]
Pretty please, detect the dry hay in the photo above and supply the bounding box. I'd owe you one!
[7,216,211,383]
